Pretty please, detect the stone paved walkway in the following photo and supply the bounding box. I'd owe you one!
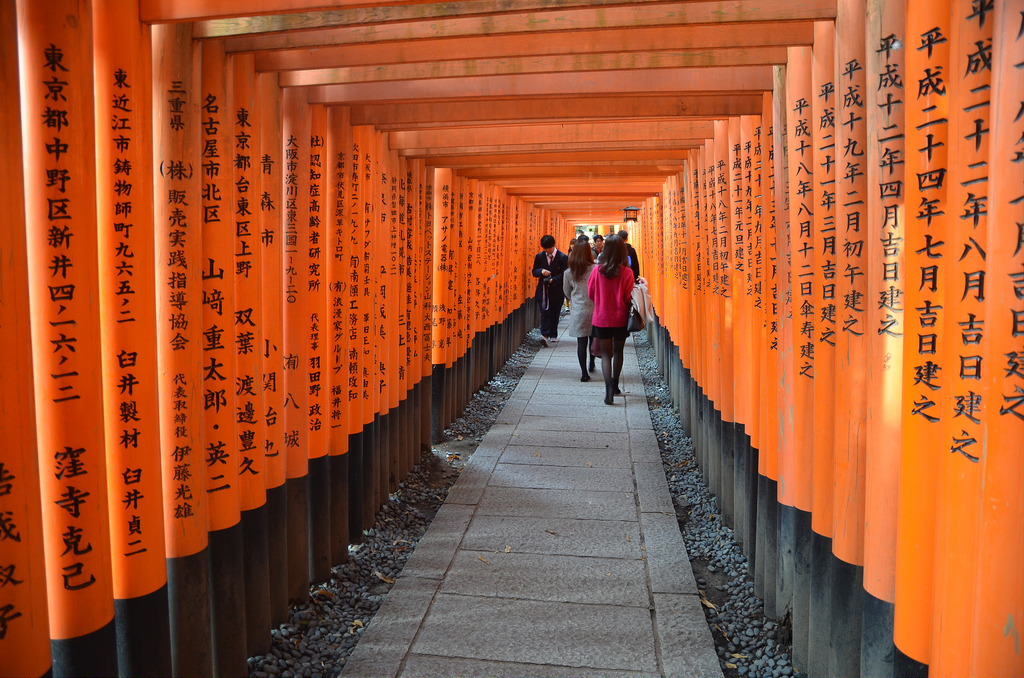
[341,323,723,678]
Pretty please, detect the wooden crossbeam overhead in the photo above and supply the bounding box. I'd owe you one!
[350,95,764,129]
[250,22,814,73]
[214,0,835,50]
[306,66,773,105]
[279,47,789,87]
[140,0,837,224]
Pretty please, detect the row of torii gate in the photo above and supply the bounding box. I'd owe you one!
[1,1,1021,677]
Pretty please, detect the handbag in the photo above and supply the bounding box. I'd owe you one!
[627,302,645,333]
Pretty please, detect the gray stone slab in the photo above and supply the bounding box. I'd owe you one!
[641,511,698,595]
[399,503,475,580]
[443,455,498,505]
[401,654,660,678]
[476,486,637,521]
[626,397,656,430]
[487,462,636,493]
[518,391,619,409]
[517,414,628,433]
[440,550,650,606]
[510,429,630,449]
[460,515,641,559]
[410,594,660,673]
[522,401,629,418]
[499,445,632,468]
[653,593,725,678]
[339,575,440,678]
[634,461,675,515]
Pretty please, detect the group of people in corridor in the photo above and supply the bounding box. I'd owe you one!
[533,231,645,405]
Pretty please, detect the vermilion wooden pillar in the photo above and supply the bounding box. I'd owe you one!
[93,0,171,673]
[971,3,1023,674]
[151,21,212,677]
[230,52,271,658]
[345,120,366,542]
[809,20,837,678]
[307,103,331,584]
[354,125,378,528]
[0,3,50,674]
[257,71,287,627]
[198,38,247,678]
[863,7,907,672]
[830,0,869,674]
[895,0,950,671]
[783,44,815,672]
[930,2,995,674]
[281,86,311,603]
[17,1,117,673]
[431,168,453,443]
[325,104,351,566]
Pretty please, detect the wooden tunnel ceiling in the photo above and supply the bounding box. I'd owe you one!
[147,0,836,227]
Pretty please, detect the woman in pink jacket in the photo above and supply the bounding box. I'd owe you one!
[587,234,634,405]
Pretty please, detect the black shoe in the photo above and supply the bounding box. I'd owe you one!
[604,384,614,405]
[588,357,596,372]
[580,374,590,382]
[613,386,621,395]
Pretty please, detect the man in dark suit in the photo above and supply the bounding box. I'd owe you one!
[532,234,569,346]
[618,230,640,281]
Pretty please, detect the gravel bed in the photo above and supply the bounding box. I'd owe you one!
[248,325,800,678]
[633,331,803,678]
[247,330,541,678]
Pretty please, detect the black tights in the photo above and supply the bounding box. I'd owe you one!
[576,337,590,377]
[599,336,626,402]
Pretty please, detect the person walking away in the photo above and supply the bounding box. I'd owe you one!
[532,234,568,346]
[587,234,634,404]
[563,237,597,381]
[618,230,641,282]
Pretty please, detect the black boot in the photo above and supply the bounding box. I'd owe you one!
[604,382,614,405]
[588,355,595,372]
[613,377,621,395]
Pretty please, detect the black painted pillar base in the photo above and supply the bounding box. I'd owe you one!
[830,556,863,677]
[115,584,170,677]
[286,474,311,604]
[308,454,331,584]
[51,619,117,678]
[361,419,377,531]
[791,507,812,674]
[347,431,365,545]
[265,484,289,627]
[776,503,796,626]
[862,589,897,678]
[808,530,833,677]
[208,522,247,678]
[329,452,350,566]
[430,363,445,444]
[241,503,271,657]
[167,548,213,677]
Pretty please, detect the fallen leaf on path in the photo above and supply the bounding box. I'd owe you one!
[731,653,748,659]
[545,529,558,535]
[725,662,738,669]
[701,597,717,610]
[504,545,512,553]
[625,534,631,542]
[373,570,395,584]
[478,554,490,565]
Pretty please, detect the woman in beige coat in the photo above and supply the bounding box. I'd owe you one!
[563,236,597,381]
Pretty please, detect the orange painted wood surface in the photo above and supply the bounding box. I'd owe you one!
[18,0,116,642]
[0,1,50,671]
[94,0,168,597]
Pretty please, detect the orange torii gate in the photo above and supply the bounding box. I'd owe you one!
[1,1,1021,677]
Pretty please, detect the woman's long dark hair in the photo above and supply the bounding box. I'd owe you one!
[598,234,627,278]
[568,238,595,282]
